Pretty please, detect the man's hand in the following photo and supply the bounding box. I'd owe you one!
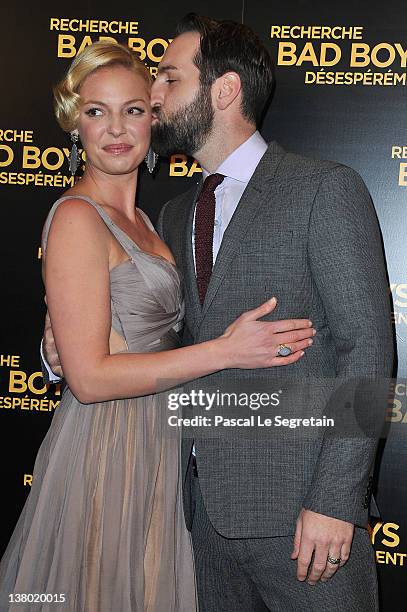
[43,309,63,378]
[291,508,354,584]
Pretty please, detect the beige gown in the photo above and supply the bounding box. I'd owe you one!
[0,196,198,611]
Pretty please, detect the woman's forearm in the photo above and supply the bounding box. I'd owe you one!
[66,337,230,404]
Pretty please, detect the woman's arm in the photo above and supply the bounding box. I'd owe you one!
[44,200,314,404]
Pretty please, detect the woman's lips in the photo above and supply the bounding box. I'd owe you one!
[103,144,133,155]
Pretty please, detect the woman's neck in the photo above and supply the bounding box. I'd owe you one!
[71,164,139,221]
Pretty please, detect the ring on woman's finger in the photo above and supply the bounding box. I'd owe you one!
[327,555,341,565]
[277,344,292,357]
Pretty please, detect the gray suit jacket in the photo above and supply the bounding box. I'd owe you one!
[157,141,394,538]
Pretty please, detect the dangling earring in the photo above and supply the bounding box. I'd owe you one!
[145,146,158,174]
[68,129,80,176]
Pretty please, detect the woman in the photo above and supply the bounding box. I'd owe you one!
[0,42,314,611]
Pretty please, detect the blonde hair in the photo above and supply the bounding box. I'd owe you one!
[53,41,152,132]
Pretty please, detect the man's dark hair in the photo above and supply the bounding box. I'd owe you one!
[176,13,274,127]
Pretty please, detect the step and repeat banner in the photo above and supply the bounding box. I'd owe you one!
[0,1,405,609]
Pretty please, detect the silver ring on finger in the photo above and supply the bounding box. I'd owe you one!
[277,344,292,357]
[327,555,341,565]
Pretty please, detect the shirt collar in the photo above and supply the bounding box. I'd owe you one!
[202,131,268,183]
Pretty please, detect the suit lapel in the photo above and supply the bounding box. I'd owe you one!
[183,180,202,324]
[199,141,286,322]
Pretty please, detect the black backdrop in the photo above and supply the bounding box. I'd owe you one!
[1,2,406,609]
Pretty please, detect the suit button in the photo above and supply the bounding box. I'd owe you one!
[363,496,370,509]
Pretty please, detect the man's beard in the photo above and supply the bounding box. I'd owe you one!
[151,84,214,158]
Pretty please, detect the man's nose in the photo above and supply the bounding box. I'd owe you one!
[150,80,164,111]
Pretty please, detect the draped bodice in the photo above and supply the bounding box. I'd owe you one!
[42,195,184,353]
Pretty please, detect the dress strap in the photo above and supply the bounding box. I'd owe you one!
[41,195,143,258]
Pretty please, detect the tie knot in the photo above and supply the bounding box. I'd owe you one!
[202,173,224,194]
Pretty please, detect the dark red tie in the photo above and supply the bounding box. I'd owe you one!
[195,173,225,304]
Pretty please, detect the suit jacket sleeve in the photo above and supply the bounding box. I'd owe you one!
[302,165,394,526]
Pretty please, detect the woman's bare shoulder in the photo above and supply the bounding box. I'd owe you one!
[48,197,108,236]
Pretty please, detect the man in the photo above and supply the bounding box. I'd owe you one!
[149,13,393,611]
[43,14,393,611]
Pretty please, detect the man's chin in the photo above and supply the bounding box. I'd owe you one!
[151,139,194,160]
[150,143,174,159]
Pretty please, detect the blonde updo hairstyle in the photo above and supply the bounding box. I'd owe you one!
[53,41,152,132]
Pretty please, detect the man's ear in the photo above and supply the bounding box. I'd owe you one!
[213,72,242,111]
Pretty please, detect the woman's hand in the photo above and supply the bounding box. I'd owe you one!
[43,309,63,378]
[219,297,315,369]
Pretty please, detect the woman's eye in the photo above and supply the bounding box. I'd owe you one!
[166,79,176,84]
[85,108,103,117]
[127,106,144,115]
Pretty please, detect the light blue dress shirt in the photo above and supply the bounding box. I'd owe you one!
[193,130,268,268]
